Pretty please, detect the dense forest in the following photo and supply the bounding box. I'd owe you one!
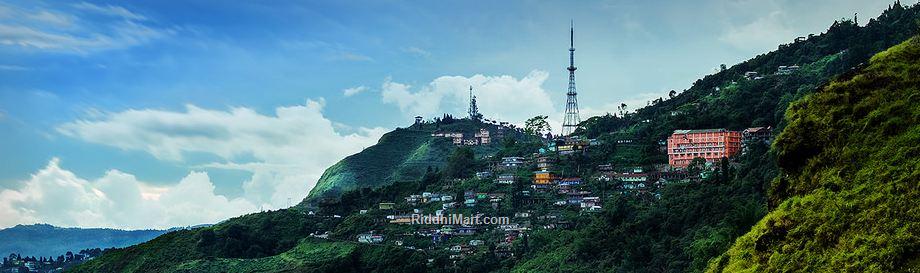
[69,3,920,273]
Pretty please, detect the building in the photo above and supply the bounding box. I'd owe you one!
[474,128,490,145]
[532,170,557,189]
[496,174,515,184]
[776,65,800,75]
[378,202,395,210]
[536,156,554,170]
[476,171,493,179]
[357,232,385,244]
[742,127,772,143]
[500,157,525,168]
[667,129,742,168]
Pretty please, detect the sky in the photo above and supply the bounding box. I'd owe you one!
[0,0,897,229]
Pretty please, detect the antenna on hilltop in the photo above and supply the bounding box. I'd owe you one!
[562,20,581,136]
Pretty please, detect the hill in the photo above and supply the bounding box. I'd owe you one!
[706,35,920,273]
[66,3,920,273]
[302,118,520,206]
[0,224,169,257]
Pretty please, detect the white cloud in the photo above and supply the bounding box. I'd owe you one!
[342,86,368,97]
[719,10,795,52]
[0,2,171,53]
[403,46,431,58]
[71,2,146,21]
[381,70,563,131]
[0,158,256,230]
[0,64,30,71]
[56,100,387,211]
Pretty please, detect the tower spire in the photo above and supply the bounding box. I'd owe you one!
[468,85,480,121]
[562,21,581,135]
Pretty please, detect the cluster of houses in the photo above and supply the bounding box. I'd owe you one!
[2,250,99,273]
[431,128,494,146]
[544,136,600,155]
[742,65,801,81]
[344,124,776,260]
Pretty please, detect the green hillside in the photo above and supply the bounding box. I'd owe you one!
[303,118,514,206]
[707,36,920,273]
[66,3,920,273]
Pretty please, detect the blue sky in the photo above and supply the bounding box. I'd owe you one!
[0,0,894,229]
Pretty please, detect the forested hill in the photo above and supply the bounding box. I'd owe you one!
[66,3,920,273]
[707,34,920,273]
[302,118,521,207]
[577,2,920,156]
[0,224,168,257]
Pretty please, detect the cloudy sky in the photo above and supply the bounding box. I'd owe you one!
[0,0,894,229]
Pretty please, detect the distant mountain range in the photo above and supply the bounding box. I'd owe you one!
[0,224,208,257]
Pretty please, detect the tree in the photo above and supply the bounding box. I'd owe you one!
[444,147,474,178]
[687,157,706,176]
[524,115,551,136]
[669,90,677,99]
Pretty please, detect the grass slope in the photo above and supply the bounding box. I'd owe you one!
[707,36,920,273]
[303,119,511,206]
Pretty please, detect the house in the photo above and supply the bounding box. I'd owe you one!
[389,215,413,224]
[744,71,759,80]
[450,244,474,254]
[597,164,614,171]
[469,239,484,246]
[474,128,491,144]
[514,212,531,218]
[532,170,557,189]
[464,198,476,207]
[776,65,800,75]
[405,195,421,204]
[441,195,454,202]
[442,202,457,209]
[742,126,772,143]
[536,156,554,170]
[357,232,385,244]
[559,177,582,186]
[457,226,477,235]
[615,173,648,183]
[667,129,742,168]
[476,171,493,179]
[500,157,525,168]
[496,174,515,184]
[378,202,396,210]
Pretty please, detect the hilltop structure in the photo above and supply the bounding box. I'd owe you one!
[468,86,482,121]
[561,21,582,135]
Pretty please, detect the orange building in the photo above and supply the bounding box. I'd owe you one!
[667,129,741,168]
[533,170,558,189]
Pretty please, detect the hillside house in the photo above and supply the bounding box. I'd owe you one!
[500,157,525,169]
[742,126,772,143]
[667,129,742,168]
[476,171,493,179]
[776,65,800,75]
[378,202,396,210]
[357,232,385,244]
[474,128,490,144]
[496,174,515,184]
[532,170,557,189]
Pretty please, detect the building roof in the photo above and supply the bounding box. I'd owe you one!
[672,128,729,135]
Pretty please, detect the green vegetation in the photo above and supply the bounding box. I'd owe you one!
[68,3,920,273]
[304,119,520,206]
[707,35,920,273]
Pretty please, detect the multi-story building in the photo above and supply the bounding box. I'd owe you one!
[474,128,490,145]
[667,129,741,168]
